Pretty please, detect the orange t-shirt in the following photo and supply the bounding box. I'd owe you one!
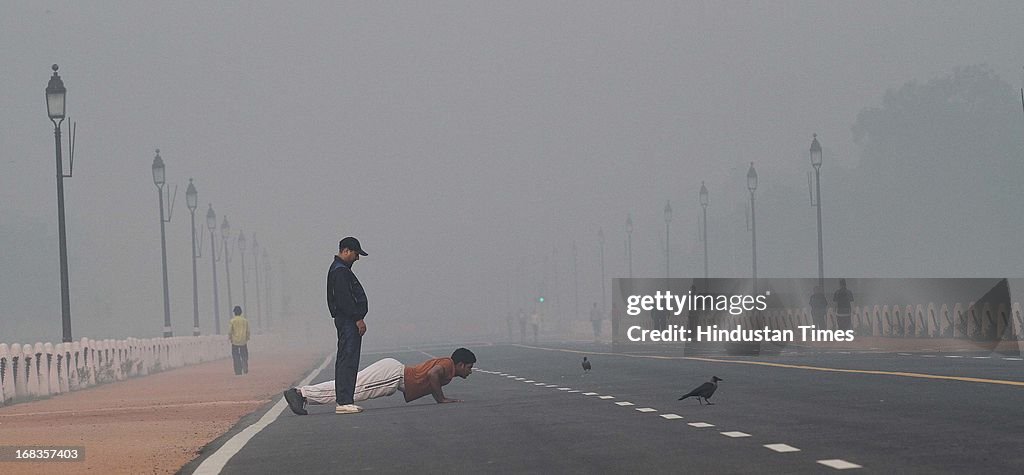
[402,357,455,402]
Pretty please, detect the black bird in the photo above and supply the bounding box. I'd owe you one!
[581,357,592,372]
[678,376,722,405]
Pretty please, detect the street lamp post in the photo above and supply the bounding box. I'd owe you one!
[253,235,262,331]
[238,231,248,318]
[152,150,174,337]
[186,179,201,336]
[625,214,633,279]
[598,228,605,314]
[221,216,233,317]
[810,134,824,290]
[664,201,672,279]
[206,204,221,334]
[263,249,271,329]
[747,162,758,293]
[572,240,578,318]
[699,181,709,290]
[46,64,73,342]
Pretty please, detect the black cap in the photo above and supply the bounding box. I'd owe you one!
[339,236,368,256]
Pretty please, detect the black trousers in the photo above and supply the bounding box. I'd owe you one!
[232,344,249,375]
[334,318,362,405]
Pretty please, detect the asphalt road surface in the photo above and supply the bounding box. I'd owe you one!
[186,341,1024,474]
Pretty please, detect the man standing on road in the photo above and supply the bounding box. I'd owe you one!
[228,306,250,375]
[328,237,369,414]
[590,302,602,341]
[283,348,476,415]
[833,279,854,331]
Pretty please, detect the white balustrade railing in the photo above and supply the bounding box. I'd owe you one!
[0,335,256,408]
[752,301,1023,341]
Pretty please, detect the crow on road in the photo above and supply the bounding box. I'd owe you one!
[581,357,592,373]
[678,376,722,405]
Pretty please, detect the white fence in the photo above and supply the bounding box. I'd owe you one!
[731,301,1024,340]
[0,335,235,407]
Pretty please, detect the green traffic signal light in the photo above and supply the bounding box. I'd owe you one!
[538,296,545,303]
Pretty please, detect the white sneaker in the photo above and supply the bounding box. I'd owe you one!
[335,404,364,414]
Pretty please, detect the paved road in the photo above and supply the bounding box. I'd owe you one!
[188,341,1024,474]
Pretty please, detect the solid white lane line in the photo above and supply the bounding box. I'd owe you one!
[688,422,715,428]
[817,459,862,470]
[193,354,333,475]
[660,414,683,420]
[721,431,751,438]
[635,407,656,413]
[764,443,800,453]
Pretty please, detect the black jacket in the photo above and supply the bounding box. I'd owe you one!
[327,256,368,320]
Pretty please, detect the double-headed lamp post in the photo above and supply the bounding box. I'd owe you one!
[625,214,633,279]
[221,216,234,318]
[253,235,262,331]
[152,150,173,337]
[664,200,672,279]
[747,162,758,293]
[46,64,73,342]
[810,134,824,290]
[699,181,709,289]
[186,179,201,336]
[207,204,221,334]
[238,231,248,317]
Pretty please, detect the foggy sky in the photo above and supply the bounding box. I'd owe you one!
[2,1,1023,343]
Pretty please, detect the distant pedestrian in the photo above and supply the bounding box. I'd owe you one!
[518,308,527,343]
[505,311,514,342]
[328,236,369,414]
[687,285,701,330]
[833,279,854,331]
[228,306,250,375]
[809,286,828,329]
[590,302,602,341]
[530,311,541,344]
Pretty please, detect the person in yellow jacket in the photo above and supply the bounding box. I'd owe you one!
[229,306,250,375]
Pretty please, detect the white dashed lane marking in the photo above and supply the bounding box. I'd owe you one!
[484,367,863,471]
[764,443,801,453]
[818,459,862,470]
[721,431,751,438]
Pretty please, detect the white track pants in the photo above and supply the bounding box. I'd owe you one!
[299,358,405,405]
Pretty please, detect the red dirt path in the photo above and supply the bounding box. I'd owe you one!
[0,349,322,474]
